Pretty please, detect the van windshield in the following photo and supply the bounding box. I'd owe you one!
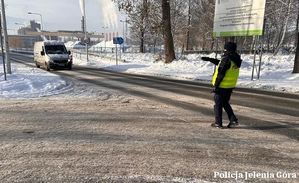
[45,45,67,54]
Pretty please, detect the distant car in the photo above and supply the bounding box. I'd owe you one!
[34,41,72,71]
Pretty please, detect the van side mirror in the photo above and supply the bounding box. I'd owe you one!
[41,51,45,56]
[68,50,71,55]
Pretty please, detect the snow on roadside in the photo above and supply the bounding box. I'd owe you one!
[0,51,298,99]
[72,52,299,94]
[0,62,73,98]
[236,54,299,93]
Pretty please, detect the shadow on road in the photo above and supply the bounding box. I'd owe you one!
[57,69,299,141]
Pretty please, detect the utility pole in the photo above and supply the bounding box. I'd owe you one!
[125,18,128,44]
[1,0,11,74]
[120,19,129,42]
[0,11,6,80]
[79,0,88,62]
[83,0,89,62]
[120,19,129,53]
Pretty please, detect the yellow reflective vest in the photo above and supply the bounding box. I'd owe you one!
[212,60,239,88]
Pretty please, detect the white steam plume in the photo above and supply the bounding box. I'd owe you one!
[98,0,118,29]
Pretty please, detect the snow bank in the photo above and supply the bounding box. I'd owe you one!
[1,52,298,99]
[73,52,299,94]
[0,62,73,98]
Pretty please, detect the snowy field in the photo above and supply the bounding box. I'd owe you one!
[0,52,299,99]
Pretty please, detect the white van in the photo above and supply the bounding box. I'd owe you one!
[34,41,72,71]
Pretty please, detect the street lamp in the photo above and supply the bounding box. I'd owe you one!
[28,12,43,31]
[1,0,11,74]
[120,19,129,53]
[80,0,89,62]
[120,19,129,42]
[120,20,125,39]
[78,0,89,61]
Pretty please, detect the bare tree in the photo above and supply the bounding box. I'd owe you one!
[169,0,188,49]
[162,0,175,63]
[189,0,215,50]
[139,0,148,53]
[114,0,149,53]
[273,0,293,55]
[293,6,299,73]
[113,0,299,57]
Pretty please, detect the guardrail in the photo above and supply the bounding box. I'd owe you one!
[11,49,33,55]
[11,47,274,58]
[71,49,115,61]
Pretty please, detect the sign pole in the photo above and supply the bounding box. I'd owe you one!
[215,38,219,59]
[113,37,124,66]
[119,44,122,62]
[214,38,219,73]
[115,44,118,66]
[257,18,267,80]
[257,37,263,80]
[1,0,10,74]
[80,0,88,62]
[251,36,257,80]
[0,12,6,80]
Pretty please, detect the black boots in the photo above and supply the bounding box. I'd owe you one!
[227,121,239,128]
[211,123,223,129]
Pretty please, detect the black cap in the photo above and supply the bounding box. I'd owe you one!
[224,42,237,52]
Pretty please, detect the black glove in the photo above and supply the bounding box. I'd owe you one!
[201,57,211,61]
[211,87,220,93]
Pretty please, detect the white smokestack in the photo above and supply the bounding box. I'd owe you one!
[79,0,85,16]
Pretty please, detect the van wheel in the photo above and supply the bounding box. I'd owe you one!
[45,62,50,71]
[67,64,72,70]
[35,62,40,68]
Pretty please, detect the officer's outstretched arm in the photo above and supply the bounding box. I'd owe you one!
[201,57,220,65]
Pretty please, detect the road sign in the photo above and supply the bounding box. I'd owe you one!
[213,0,266,37]
[113,37,124,45]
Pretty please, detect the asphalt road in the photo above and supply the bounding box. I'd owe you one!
[0,54,297,183]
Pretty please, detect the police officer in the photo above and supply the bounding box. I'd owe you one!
[201,42,242,128]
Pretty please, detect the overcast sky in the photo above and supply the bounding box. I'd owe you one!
[6,0,123,34]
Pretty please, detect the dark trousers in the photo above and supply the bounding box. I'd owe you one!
[214,88,237,125]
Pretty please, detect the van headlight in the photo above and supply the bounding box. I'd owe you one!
[46,56,53,63]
